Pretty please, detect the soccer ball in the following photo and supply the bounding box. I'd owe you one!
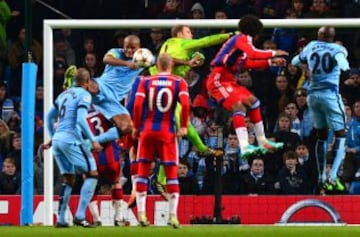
[132,48,155,68]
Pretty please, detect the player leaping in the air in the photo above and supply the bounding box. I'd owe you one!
[206,14,288,159]
[291,26,351,188]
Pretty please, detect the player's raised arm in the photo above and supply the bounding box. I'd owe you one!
[103,35,140,69]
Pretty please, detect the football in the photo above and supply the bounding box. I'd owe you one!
[132,48,155,68]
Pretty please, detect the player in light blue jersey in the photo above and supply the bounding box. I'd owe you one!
[291,26,351,188]
[44,68,103,228]
[88,35,144,141]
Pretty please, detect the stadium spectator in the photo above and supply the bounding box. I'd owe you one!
[83,52,103,78]
[75,35,99,67]
[191,94,210,137]
[268,112,301,177]
[54,31,76,67]
[271,8,299,56]
[254,0,290,19]
[295,141,318,193]
[0,80,14,123]
[178,159,199,194]
[266,74,295,131]
[53,57,67,98]
[291,0,306,18]
[283,101,301,137]
[0,0,11,79]
[239,157,275,195]
[223,0,256,19]
[189,2,210,39]
[284,63,306,90]
[276,150,310,194]
[346,100,360,194]
[294,88,315,143]
[7,26,43,97]
[142,28,166,57]
[0,157,20,194]
[0,118,12,158]
[7,131,21,171]
[342,68,360,106]
[304,0,337,18]
[157,0,188,19]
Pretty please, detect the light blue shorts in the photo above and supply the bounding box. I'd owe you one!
[92,79,129,121]
[52,140,97,175]
[307,89,345,132]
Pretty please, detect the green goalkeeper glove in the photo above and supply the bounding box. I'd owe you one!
[63,65,77,90]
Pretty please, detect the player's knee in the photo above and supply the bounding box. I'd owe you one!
[62,174,76,186]
[115,119,133,134]
[247,95,259,108]
[231,102,246,113]
[249,98,260,109]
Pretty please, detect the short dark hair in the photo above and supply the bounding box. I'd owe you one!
[283,150,298,161]
[238,15,263,37]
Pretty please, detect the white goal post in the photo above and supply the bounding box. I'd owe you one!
[43,18,360,226]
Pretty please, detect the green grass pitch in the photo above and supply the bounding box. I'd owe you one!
[1,225,360,237]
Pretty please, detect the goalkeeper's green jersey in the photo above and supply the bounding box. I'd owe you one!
[149,33,230,77]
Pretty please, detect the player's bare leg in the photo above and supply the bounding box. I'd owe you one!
[88,193,102,226]
[136,161,152,227]
[164,164,180,228]
[127,146,138,208]
[112,181,128,226]
[112,114,133,136]
[245,96,283,153]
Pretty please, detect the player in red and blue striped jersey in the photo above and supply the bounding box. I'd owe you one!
[207,14,288,159]
[132,53,190,228]
[86,110,128,226]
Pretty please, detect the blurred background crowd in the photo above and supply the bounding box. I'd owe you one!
[0,0,360,196]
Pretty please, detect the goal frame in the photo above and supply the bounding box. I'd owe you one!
[43,18,360,226]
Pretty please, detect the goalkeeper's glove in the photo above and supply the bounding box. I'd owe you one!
[63,65,77,90]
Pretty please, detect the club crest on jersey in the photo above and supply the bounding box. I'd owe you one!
[226,86,233,92]
[83,95,91,103]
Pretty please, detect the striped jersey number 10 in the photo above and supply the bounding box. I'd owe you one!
[148,87,173,113]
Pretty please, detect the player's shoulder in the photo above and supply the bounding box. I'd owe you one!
[333,43,347,53]
[106,48,123,57]
[75,87,92,101]
[236,33,251,42]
